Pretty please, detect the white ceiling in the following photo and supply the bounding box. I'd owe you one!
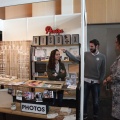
[0,0,54,7]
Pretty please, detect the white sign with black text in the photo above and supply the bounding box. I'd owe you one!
[21,102,47,114]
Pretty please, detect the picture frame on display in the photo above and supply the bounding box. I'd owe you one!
[63,34,71,45]
[40,36,47,45]
[47,35,54,45]
[70,48,79,57]
[55,35,63,45]
[35,92,43,102]
[43,90,53,98]
[33,36,40,45]
[35,48,46,58]
[72,34,79,44]
[64,56,69,61]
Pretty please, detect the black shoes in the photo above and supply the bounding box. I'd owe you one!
[83,115,98,120]
[93,115,98,120]
[84,114,88,120]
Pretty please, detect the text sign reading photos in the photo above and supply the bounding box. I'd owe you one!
[33,34,79,45]
[21,102,48,114]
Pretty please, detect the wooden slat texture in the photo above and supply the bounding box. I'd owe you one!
[2,0,120,23]
[5,4,32,19]
[106,0,120,23]
[74,0,120,23]
[0,41,31,80]
[74,0,81,13]
[68,64,79,73]
[86,0,107,24]
[0,7,5,19]
[32,0,60,17]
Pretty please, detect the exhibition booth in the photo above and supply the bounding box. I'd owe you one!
[0,0,87,120]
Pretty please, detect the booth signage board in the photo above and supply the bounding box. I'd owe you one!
[21,102,48,114]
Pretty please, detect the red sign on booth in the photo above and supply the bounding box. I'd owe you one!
[45,26,64,34]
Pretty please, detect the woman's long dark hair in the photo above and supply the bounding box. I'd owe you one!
[47,49,61,69]
[116,34,120,45]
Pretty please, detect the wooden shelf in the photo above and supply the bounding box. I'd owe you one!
[32,60,71,63]
[0,103,76,119]
[31,44,79,47]
[32,60,49,62]
[33,76,48,78]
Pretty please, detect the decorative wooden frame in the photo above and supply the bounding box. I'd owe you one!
[33,36,40,45]
[55,35,63,45]
[72,34,79,44]
[47,35,54,45]
[63,34,71,45]
[40,36,47,45]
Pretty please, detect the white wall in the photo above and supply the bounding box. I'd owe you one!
[27,16,55,40]
[3,18,27,41]
[55,14,81,35]
[3,14,82,42]
[61,0,73,14]
[0,0,54,7]
[0,19,3,31]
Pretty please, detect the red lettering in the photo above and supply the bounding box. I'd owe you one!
[45,26,52,34]
[45,26,64,34]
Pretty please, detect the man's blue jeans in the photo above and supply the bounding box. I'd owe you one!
[84,81,100,116]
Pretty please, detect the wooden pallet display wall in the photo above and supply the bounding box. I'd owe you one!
[0,41,31,80]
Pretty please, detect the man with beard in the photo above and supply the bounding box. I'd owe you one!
[62,39,106,120]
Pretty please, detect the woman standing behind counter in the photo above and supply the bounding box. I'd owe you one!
[47,49,66,106]
[103,34,120,120]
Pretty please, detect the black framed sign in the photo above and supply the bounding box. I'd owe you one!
[72,34,79,44]
[33,36,40,45]
[47,35,54,45]
[55,35,63,45]
[63,34,71,45]
[40,36,47,45]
